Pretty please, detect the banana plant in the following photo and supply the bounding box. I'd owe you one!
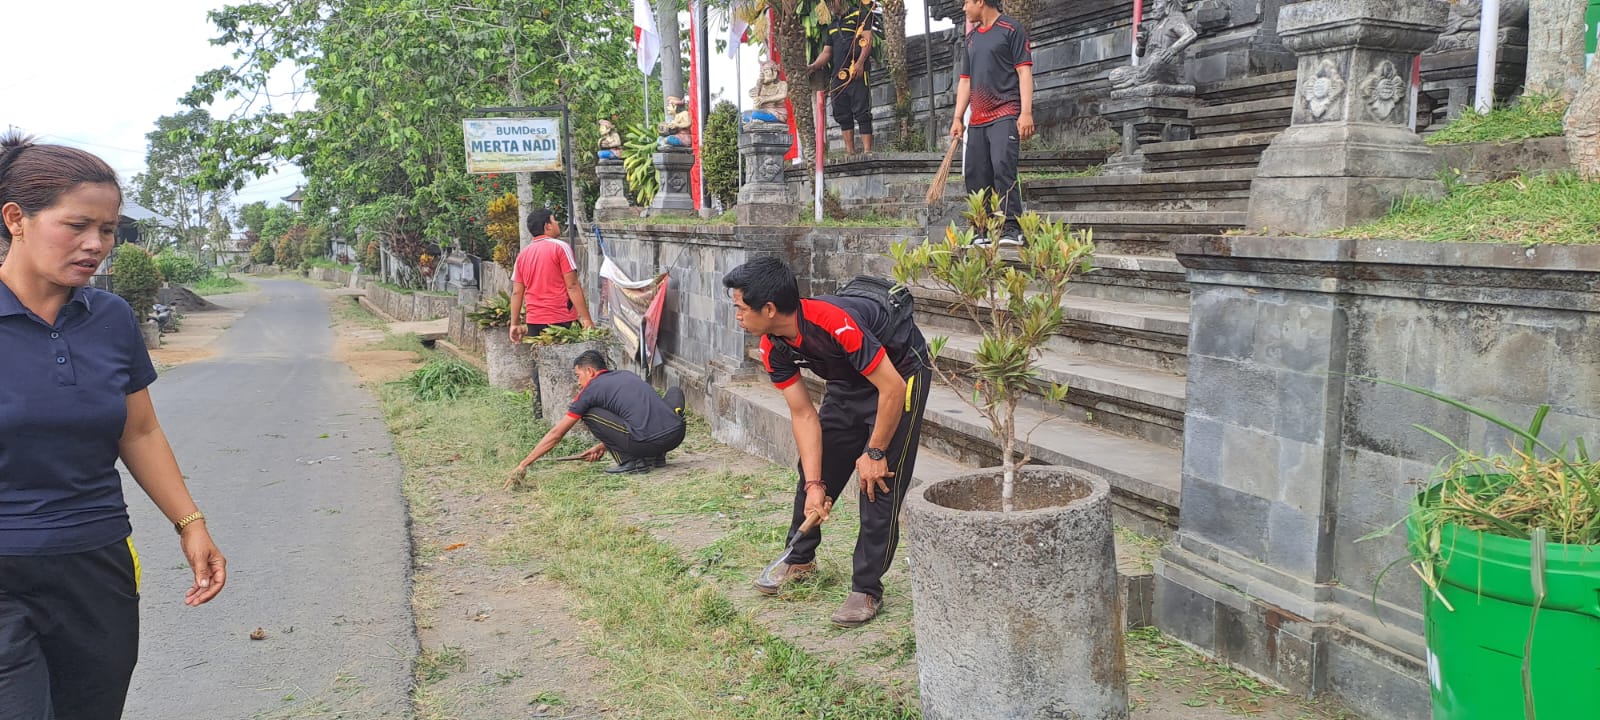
[621,122,660,206]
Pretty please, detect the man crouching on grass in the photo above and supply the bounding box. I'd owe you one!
[722,257,932,628]
[506,350,686,488]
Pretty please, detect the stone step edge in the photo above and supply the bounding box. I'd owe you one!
[934,330,1186,413]
[909,285,1192,339]
[1190,95,1296,120]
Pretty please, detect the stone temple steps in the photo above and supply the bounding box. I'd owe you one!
[1025,168,1255,214]
[1040,210,1247,258]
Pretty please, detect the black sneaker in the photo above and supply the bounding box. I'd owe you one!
[652,456,667,468]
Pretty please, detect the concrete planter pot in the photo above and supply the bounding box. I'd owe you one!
[533,340,609,425]
[140,319,162,350]
[482,328,534,392]
[905,465,1128,720]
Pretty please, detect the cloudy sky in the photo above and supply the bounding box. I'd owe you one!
[5,2,952,215]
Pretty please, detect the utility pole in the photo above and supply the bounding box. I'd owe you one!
[508,46,536,249]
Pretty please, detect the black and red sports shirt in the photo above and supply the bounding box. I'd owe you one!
[760,295,927,391]
[961,15,1033,127]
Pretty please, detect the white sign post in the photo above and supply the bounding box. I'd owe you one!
[462,117,564,174]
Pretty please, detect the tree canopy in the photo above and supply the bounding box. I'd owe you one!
[189,0,651,258]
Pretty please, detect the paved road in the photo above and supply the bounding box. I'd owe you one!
[122,280,416,720]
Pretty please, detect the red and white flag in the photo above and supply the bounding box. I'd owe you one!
[633,0,661,75]
[727,15,749,59]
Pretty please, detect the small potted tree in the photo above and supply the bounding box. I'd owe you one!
[889,191,1128,719]
[527,324,612,422]
[466,291,534,391]
[1368,381,1600,720]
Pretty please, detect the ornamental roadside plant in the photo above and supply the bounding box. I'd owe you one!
[890,190,1095,511]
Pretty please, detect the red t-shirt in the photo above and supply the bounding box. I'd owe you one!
[512,236,579,325]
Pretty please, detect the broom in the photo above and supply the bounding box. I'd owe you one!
[925,135,961,205]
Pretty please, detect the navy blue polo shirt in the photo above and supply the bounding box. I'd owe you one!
[0,279,155,555]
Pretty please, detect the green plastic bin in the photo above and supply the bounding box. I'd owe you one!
[1409,484,1600,720]
[1588,1,1600,59]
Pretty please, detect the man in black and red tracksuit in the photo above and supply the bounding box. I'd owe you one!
[722,256,931,628]
[950,0,1035,246]
[807,0,877,155]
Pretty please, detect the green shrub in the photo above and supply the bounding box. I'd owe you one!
[154,250,210,285]
[251,238,276,265]
[705,101,740,209]
[466,291,514,329]
[361,238,382,274]
[274,225,307,268]
[397,359,488,401]
[112,244,162,318]
[527,324,610,346]
[300,224,330,266]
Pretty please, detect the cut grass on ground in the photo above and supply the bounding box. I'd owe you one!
[1332,172,1600,245]
[1425,94,1567,146]
[189,276,252,295]
[379,384,919,719]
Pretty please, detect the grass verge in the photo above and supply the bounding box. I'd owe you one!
[379,384,919,718]
[1425,94,1567,146]
[190,276,252,295]
[1331,172,1600,245]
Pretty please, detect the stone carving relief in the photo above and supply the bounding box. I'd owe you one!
[668,173,689,192]
[758,156,782,183]
[1303,59,1346,120]
[1360,60,1405,122]
[600,178,625,197]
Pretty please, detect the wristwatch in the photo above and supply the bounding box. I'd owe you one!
[865,447,886,461]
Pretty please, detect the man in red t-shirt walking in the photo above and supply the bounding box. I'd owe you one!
[950,0,1034,246]
[509,209,594,344]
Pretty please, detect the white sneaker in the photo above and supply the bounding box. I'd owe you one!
[972,236,993,247]
[998,235,1022,247]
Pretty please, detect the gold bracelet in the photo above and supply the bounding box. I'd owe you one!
[174,511,205,534]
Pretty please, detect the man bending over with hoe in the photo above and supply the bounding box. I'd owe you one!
[722,257,931,627]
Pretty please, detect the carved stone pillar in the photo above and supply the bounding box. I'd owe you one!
[735,125,796,225]
[594,159,633,221]
[1246,0,1449,235]
[649,148,697,215]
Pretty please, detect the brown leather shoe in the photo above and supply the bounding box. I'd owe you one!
[752,561,816,596]
[831,592,881,628]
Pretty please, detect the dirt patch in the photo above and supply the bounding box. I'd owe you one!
[340,348,426,385]
[158,285,222,312]
[149,293,256,368]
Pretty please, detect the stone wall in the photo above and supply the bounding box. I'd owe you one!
[1163,235,1600,720]
[868,0,1295,147]
[363,282,456,322]
[308,267,359,286]
[593,222,919,426]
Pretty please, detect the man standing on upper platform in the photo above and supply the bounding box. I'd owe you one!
[808,0,877,155]
[950,0,1034,246]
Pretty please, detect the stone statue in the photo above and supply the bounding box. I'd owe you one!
[1108,0,1200,95]
[1434,0,1529,51]
[743,60,790,126]
[657,96,693,150]
[598,119,622,160]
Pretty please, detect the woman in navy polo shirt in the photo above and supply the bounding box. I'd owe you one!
[0,132,228,719]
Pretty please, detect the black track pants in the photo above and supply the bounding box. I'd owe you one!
[784,367,931,599]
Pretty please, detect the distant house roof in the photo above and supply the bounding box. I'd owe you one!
[282,187,305,203]
[120,200,172,226]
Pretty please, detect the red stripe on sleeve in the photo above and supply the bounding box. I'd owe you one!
[862,347,887,376]
[565,412,582,421]
[774,375,800,390]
